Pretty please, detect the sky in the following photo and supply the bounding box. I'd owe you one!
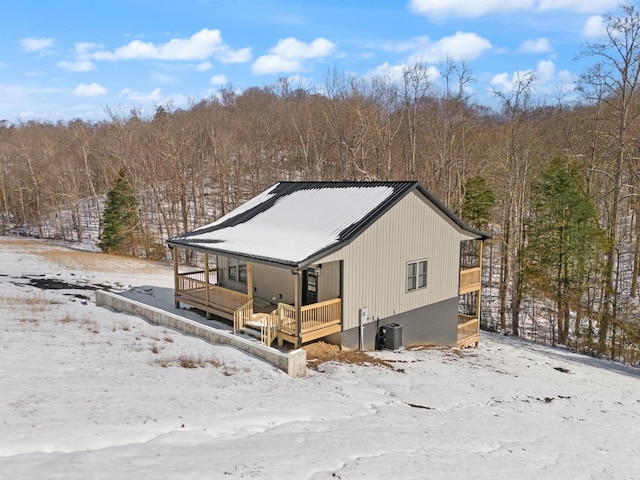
[0,0,622,123]
[2,237,639,479]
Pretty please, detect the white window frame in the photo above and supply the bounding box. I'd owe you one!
[407,259,428,292]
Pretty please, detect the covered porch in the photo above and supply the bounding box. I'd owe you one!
[171,248,342,348]
[457,239,483,348]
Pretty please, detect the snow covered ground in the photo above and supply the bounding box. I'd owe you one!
[1,238,639,479]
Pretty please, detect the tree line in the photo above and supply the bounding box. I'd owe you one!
[2,4,640,363]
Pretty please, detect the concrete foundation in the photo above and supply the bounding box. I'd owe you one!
[96,290,307,378]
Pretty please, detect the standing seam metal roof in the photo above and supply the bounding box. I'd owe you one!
[167,181,489,268]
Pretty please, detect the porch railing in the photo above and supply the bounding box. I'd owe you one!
[176,271,249,316]
[457,314,480,347]
[301,298,341,332]
[278,303,297,334]
[234,299,254,334]
[459,266,481,294]
[176,270,341,346]
[178,270,216,287]
[277,298,342,334]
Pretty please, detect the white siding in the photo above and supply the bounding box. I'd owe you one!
[317,261,340,302]
[217,257,340,306]
[318,190,476,330]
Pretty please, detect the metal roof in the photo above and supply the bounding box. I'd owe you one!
[167,181,489,268]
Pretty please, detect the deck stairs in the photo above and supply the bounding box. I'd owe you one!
[240,312,277,344]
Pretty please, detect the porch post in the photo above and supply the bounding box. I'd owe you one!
[204,253,211,320]
[476,240,484,321]
[172,246,180,308]
[247,261,254,318]
[295,270,302,348]
[247,261,253,300]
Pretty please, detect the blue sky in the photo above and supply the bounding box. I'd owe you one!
[0,0,620,123]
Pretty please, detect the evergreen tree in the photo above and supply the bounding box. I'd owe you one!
[99,169,139,254]
[523,159,605,345]
[461,176,495,229]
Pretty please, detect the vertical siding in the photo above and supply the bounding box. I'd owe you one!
[215,257,339,306]
[252,263,295,304]
[317,261,340,302]
[318,190,473,330]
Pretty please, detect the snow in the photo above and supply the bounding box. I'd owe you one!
[1,237,640,479]
[173,183,396,265]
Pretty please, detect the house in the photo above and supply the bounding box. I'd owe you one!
[166,181,490,350]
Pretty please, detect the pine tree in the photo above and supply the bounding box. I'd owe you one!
[523,159,605,345]
[99,169,139,254]
[461,176,495,229]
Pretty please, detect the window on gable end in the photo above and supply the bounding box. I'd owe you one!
[407,259,428,292]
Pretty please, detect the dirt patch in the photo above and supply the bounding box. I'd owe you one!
[303,342,399,371]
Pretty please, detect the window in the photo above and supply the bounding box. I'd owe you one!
[228,258,247,284]
[407,260,428,291]
[238,262,247,283]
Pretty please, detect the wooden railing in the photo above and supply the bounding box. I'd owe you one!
[457,314,480,347]
[234,299,253,334]
[208,285,249,312]
[177,272,206,292]
[459,266,481,295]
[176,272,249,316]
[177,269,342,346]
[178,270,216,285]
[300,298,341,333]
[278,303,297,334]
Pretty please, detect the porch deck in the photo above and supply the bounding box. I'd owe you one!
[175,270,249,321]
[176,271,342,347]
[457,314,480,348]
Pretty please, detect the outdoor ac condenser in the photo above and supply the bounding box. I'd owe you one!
[379,323,403,350]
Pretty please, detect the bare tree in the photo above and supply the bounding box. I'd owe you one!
[578,2,640,355]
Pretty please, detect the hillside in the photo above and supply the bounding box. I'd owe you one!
[0,238,638,479]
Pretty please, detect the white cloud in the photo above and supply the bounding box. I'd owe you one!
[57,60,96,72]
[58,43,101,71]
[92,29,251,63]
[536,59,555,82]
[390,32,491,63]
[518,37,552,54]
[120,87,163,102]
[409,0,534,18]
[490,59,576,97]
[253,37,336,74]
[537,0,618,14]
[367,62,440,85]
[20,37,55,54]
[196,62,212,72]
[73,83,107,97]
[209,74,228,85]
[409,0,616,18]
[583,15,607,38]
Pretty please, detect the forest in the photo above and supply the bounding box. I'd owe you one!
[2,5,640,363]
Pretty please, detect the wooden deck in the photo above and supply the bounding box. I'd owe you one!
[176,271,249,321]
[277,299,342,346]
[457,314,480,348]
[176,271,342,347]
[459,266,481,295]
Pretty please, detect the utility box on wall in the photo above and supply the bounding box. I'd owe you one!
[379,323,403,350]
